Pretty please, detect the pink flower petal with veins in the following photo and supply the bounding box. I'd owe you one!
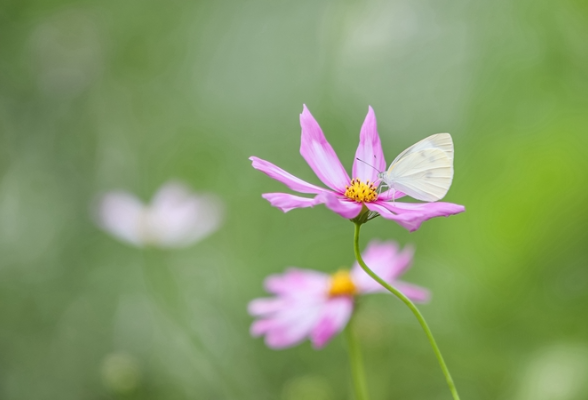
[299,105,350,192]
[366,201,465,232]
[318,192,363,219]
[353,106,386,183]
[261,193,322,213]
[250,156,328,195]
[378,188,406,201]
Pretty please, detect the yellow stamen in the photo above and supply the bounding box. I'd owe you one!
[344,178,378,203]
[328,269,357,297]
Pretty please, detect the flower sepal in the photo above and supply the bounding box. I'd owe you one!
[350,205,372,225]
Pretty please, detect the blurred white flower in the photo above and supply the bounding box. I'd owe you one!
[96,182,223,248]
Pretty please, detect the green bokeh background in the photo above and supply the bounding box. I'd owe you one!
[1,0,588,399]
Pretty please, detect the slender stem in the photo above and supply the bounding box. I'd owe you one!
[353,223,461,400]
[345,314,370,400]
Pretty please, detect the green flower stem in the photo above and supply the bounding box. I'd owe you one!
[345,314,370,400]
[353,223,461,400]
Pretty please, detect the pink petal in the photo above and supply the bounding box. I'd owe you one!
[352,241,414,293]
[261,193,322,213]
[317,192,363,219]
[250,156,328,195]
[264,268,330,297]
[352,106,386,182]
[250,318,276,336]
[310,296,354,349]
[96,192,145,246]
[250,269,330,349]
[365,202,418,230]
[255,299,325,349]
[378,189,406,201]
[395,282,431,303]
[368,243,415,280]
[299,105,350,192]
[248,297,288,316]
[366,200,465,232]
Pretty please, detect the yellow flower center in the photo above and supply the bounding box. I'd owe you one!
[344,179,378,203]
[328,270,357,297]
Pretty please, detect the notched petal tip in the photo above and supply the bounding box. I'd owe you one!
[300,104,313,121]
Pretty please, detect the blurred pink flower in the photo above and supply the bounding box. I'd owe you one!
[96,182,223,248]
[250,105,465,231]
[248,240,429,349]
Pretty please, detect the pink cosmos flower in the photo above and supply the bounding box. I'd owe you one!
[96,181,223,248]
[250,105,465,231]
[248,240,429,349]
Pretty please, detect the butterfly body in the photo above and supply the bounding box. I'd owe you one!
[378,133,454,202]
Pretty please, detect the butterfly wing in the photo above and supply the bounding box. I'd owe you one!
[383,148,453,202]
[390,133,453,166]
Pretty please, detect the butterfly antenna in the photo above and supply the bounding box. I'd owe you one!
[355,158,381,173]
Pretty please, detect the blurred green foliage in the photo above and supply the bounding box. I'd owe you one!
[1,0,588,399]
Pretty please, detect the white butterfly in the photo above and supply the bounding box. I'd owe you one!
[377,133,454,202]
